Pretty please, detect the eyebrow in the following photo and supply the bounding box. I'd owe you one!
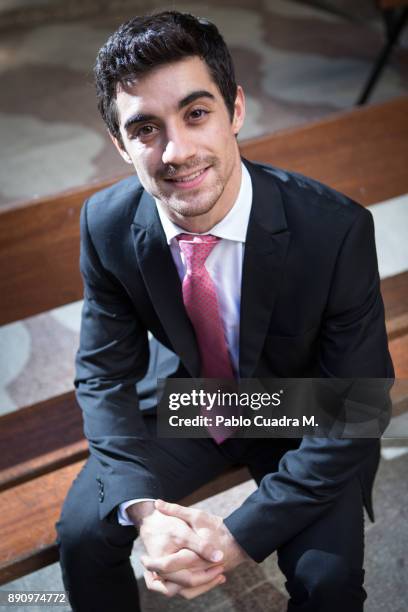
[178,90,215,109]
[123,90,215,131]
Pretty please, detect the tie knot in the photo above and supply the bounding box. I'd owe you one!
[177,234,220,271]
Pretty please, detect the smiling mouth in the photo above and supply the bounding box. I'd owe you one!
[161,166,211,191]
[166,167,209,183]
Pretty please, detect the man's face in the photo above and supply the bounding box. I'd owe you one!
[112,56,245,229]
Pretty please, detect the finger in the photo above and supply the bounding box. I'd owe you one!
[186,531,224,563]
[180,574,226,600]
[158,565,225,589]
[142,549,221,574]
[143,570,181,598]
[155,499,198,525]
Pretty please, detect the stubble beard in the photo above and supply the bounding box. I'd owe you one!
[158,154,236,220]
[163,177,225,219]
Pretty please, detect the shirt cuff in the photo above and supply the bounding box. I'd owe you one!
[117,499,156,526]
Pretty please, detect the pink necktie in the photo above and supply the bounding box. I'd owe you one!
[177,234,236,443]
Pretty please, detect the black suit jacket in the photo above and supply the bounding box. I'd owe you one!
[75,158,394,562]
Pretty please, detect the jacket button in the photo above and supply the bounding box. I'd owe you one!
[99,492,104,502]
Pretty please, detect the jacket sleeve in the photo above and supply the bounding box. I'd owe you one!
[224,207,394,562]
[75,199,163,521]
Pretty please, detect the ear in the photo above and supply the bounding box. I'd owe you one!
[109,132,133,165]
[232,86,245,136]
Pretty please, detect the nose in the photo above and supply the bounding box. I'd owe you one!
[161,126,197,166]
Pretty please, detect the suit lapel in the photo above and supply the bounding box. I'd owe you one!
[131,190,200,377]
[239,161,291,377]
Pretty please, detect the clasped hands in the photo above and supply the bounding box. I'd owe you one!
[130,499,249,599]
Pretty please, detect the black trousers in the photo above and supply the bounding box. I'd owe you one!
[56,415,366,612]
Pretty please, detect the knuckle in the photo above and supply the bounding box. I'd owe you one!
[201,527,212,540]
[196,510,208,526]
[172,535,185,548]
[198,541,211,556]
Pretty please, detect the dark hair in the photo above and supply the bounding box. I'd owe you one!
[94,11,237,143]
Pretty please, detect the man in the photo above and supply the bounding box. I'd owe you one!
[56,11,393,612]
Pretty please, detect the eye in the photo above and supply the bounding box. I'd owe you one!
[189,108,209,121]
[135,124,157,140]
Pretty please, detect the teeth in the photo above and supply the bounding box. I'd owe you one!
[173,169,205,182]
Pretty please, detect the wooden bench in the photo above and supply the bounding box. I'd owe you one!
[1,95,407,585]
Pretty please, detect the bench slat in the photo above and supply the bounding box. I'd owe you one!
[240,96,408,207]
[386,312,408,341]
[381,271,408,320]
[0,393,86,492]
[389,334,408,378]
[0,462,81,585]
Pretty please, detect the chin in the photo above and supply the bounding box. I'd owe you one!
[168,195,218,218]
[180,200,217,216]
[171,205,214,220]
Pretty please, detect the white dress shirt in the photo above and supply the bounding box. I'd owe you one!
[118,162,253,525]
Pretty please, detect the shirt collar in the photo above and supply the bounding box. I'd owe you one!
[155,161,252,245]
